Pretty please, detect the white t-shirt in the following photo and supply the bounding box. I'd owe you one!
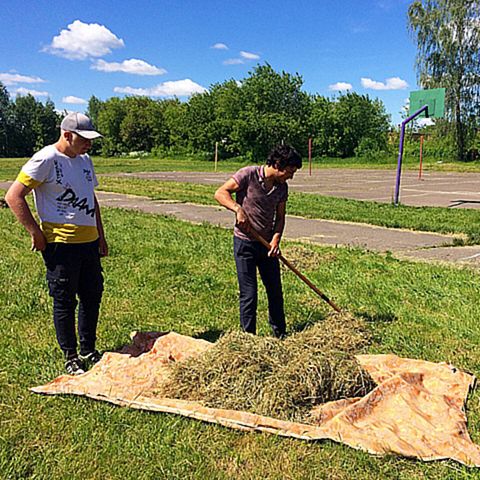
[17,144,99,243]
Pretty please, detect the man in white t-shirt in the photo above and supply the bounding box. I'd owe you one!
[6,113,108,375]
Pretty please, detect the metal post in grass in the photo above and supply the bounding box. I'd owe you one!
[214,141,218,172]
[419,134,424,181]
[394,105,428,205]
[308,137,312,176]
[394,88,445,206]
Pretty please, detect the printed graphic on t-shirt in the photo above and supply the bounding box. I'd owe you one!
[51,158,95,218]
[54,159,63,185]
[56,188,95,217]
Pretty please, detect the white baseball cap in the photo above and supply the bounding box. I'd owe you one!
[60,112,102,139]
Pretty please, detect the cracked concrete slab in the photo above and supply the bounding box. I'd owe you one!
[95,191,458,253]
[103,168,480,209]
[397,245,480,267]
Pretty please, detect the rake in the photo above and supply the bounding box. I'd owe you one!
[249,228,341,313]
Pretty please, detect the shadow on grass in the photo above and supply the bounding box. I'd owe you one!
[194,329,224,342]
[289,309,397,335]
[290,311,329,333]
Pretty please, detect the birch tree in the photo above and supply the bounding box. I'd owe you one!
[408,0,480,160]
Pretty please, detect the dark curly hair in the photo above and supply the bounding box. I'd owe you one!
[266,144,302,170]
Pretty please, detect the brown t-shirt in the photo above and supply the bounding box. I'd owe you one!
[232,166,288,242]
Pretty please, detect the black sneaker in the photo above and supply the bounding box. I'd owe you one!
[65,357,86,375]
[79,350,103,367]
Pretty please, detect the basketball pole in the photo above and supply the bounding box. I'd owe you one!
[394,105,428,206]
[308,137,312,176]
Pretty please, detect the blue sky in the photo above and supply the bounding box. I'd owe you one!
[1,0,418,124]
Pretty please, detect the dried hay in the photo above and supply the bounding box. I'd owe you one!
[161,312,375,422]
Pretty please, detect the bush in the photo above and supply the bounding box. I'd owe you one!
[354,137,388,158]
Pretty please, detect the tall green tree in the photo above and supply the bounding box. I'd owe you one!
[238,64,311,161]
[86,95,103,128]
[37,99,60,148]
[309,93,390,157]
[96,97,127,156]
[0,82,13,157]
[120,96,167,152]
[11,94,40,157]
[334,93,390,157]
[184,91,216,153]
[86,95,104,155]
[309,96,338,156]
[408,0,480,161]
[161,98,188,149]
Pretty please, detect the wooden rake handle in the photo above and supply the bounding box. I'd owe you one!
[248,229,341,312]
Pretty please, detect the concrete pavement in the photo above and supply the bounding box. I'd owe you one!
[96,191,480,267]
[2,176,480,268]
[105,168,480,209]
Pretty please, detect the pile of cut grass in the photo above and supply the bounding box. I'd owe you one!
[162,312,375,422]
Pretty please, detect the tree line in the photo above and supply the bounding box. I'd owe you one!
[0,65,391,161]
[89,64,392,161]
[0,83,59,157]
[1,60,477,162]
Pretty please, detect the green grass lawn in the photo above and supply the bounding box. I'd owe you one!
[0,156,250,181]
[3,154,480,182]
[1,205,480,479]
[96,176,480,243]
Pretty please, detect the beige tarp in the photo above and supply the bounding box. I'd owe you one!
[31,331,480,467]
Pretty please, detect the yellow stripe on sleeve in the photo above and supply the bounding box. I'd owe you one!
[17,171,42,189]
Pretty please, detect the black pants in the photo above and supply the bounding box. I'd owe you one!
[42,240,104,358]
[233,236,285,337]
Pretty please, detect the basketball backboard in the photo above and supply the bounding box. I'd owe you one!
[409,88,445,119]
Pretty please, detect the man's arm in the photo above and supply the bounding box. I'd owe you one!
[94,195,108,257]
[269,201,286,257]
[5,181,47,251]
[214,178,250,232]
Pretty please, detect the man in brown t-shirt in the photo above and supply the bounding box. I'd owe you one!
[215,145,302,337]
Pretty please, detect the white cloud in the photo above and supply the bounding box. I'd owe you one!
[45,20,125,60]
[329,82,353,91]
[361,77,408,90]
[92,58,167,75]
[223,58,244,65]
[417,117,435,127]
[114,79,207,97]
[13,87,49,97]
[62,95,87,104]
[211,43,228,50]
[222,50,260,65]
[0,73,46,86]
[240,51,260,60]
